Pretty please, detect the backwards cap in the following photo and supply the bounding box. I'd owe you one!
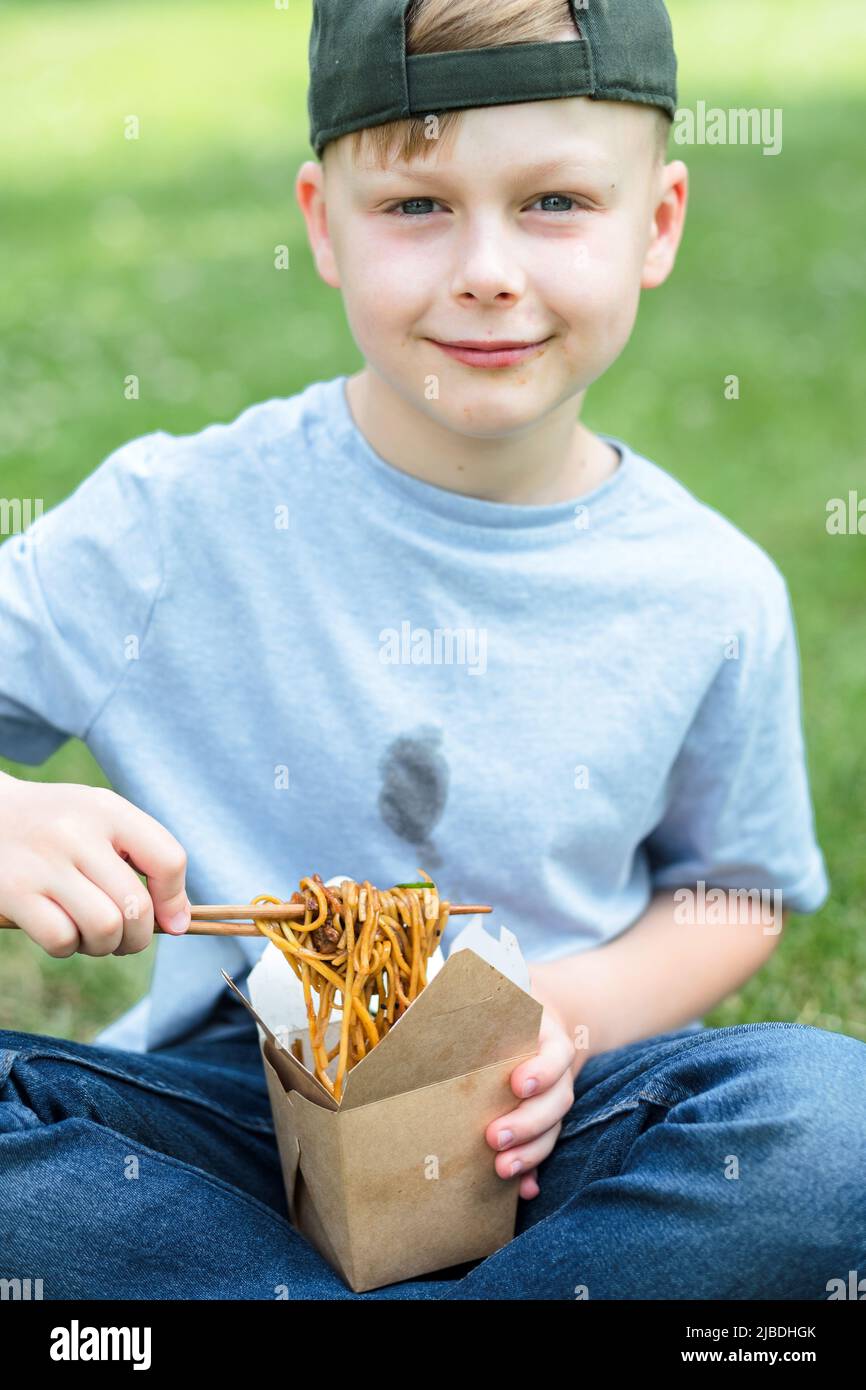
[308,0,678,159]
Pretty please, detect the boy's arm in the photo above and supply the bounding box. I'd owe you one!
[0,438,194,952]
[530,887,789,1067]
[530,557,827,1071]
[0,433,165,763]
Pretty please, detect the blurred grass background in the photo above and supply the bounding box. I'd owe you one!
[0,0,864,1043]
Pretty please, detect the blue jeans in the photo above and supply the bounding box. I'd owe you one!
[1,996,864,1299]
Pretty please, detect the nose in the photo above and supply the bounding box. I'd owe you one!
[449,218,526,306]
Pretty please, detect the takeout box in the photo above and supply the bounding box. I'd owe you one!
[221,912,542,1293]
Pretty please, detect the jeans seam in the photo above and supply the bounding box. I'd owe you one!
[561,1021,803,1138]
[561,1086,677,1138]
[3,1045,275,1136]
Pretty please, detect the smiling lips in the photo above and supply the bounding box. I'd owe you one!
[428,337,553,369]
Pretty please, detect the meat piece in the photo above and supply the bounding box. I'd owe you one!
[311,915,341,952]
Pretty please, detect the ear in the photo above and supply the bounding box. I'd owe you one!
[295,159,341,288]
[641,160,689,291]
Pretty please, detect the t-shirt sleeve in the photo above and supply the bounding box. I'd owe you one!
[643,563,829,915]
[0,432,166,765]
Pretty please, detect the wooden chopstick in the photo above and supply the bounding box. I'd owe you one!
[191,903,489,921]
[0,901,491,937]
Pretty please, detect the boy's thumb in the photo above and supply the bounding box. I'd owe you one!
[149,871,191,936]
[157,891,192,935]
[109,798,191,935]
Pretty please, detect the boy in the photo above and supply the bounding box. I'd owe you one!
[0,0,863,1299]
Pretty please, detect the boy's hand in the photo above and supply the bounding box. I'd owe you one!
[0,773,191,957]
[485,974,583,1201]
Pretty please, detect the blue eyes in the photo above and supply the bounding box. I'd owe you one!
[393,199,438,216]
[386,194,587,218]
[536,195,580,214]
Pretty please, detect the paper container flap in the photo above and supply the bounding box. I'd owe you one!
[221,969,280,1049]
[221,970,338,1110]
[339,947,542,1109]
[260,1039,302,1223]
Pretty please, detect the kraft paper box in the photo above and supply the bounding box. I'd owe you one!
[221,904,542,1294]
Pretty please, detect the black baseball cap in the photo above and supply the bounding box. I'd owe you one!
[308,0,678,159]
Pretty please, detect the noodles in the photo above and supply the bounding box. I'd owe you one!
[249,870,450,1101]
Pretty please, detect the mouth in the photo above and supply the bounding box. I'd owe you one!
[426,337,554,369]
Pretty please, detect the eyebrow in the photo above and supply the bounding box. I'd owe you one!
[372,154,610,183]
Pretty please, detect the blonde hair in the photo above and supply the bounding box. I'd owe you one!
[324,0,671,168]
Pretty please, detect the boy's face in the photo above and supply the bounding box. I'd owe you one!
[297,96,687,438]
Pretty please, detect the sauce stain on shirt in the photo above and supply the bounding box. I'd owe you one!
[378,726,449,869]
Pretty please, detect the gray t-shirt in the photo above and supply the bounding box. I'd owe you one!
[0,374,829,1051]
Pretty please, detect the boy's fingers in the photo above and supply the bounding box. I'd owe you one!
[495,1123,561,1181]
[510,1019,576,1100]
[519,1168,540,1200]
[105,794,190,933]
[10,893,81,958]
[73,843,156,955]
[34,867,128,957]
[487,1070,573,1152]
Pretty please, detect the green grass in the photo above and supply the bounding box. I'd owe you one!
[0,0,864,1043]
